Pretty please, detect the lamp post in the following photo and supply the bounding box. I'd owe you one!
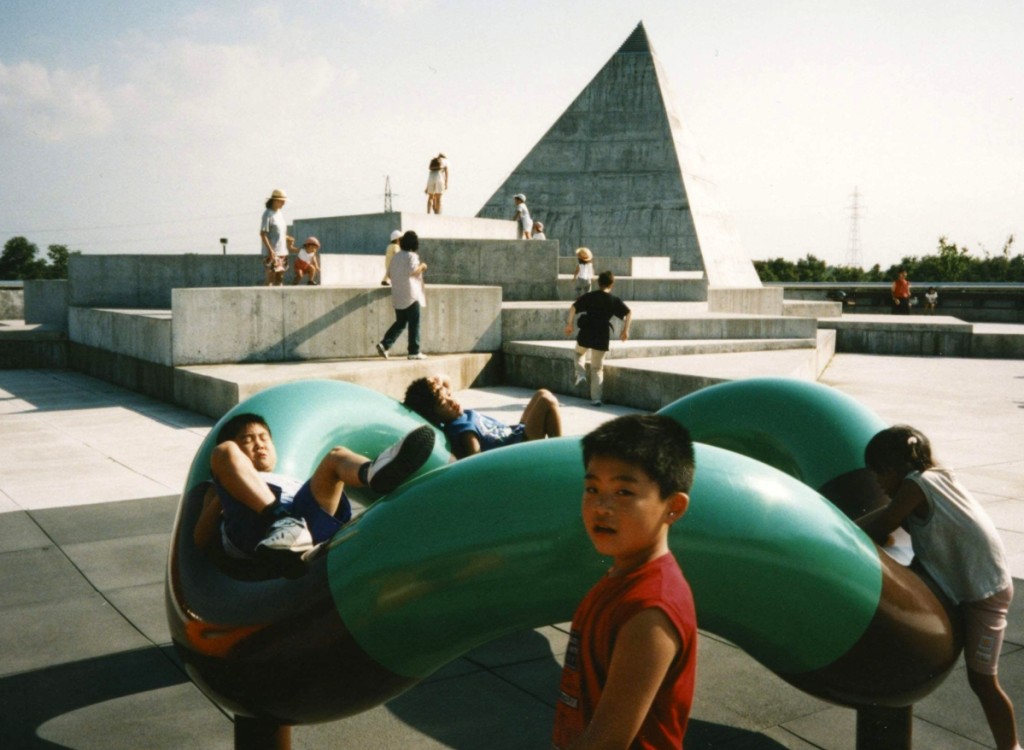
[220,237,228,255]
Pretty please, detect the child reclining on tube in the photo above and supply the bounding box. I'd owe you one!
[403,374,562,460]
[193,413,435,577]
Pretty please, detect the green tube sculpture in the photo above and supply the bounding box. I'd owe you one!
[166,377,959,726]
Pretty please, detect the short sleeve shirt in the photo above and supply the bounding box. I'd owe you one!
[260,208,288,257]
[442,409,525,452]
[575,290,631,351]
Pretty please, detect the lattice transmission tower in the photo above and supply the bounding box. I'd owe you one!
[383,175,395,213]
[846,186,863,268]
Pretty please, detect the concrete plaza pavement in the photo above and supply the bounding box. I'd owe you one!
[0,354,1022,748]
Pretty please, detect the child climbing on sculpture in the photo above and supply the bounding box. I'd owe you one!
[403,374,562,459]
[291,236,320,285]
[194,412,435,576]
[857,425,1020,750]
[572,247,594,297]
[552,414,698,749]
[512,193,533,239]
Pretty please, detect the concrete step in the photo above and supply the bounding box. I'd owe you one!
[502,301,819,342]
[783,299,843,317]
[175,352,499,418]
[553,276,707,302]
[967,323,1024,359]
[505,330,836,410]
[605,349,828,410]
[505,337,817,361]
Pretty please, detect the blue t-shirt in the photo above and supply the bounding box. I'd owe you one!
[443,409,526,453]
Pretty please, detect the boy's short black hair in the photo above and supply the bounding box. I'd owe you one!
[216,412,270,445]
[399,230,419,251]
[597,270,615,289]
[404,377,441,425]
[581,414,695,498]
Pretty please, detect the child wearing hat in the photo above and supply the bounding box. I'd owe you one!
[572,247,595,297]
[292,237,320,285]
[512,194,533,239]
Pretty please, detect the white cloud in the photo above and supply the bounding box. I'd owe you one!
[114,37,348,142]
[0,61,114,142]
[359,0,433,17]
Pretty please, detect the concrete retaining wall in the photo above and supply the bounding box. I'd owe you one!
[0,326,66,368]
[172,285,502,365]
[319,255,389,286]
[0,288,24,319]
[69,308,174,365]
[818,317,973,356]
[502,305,817,342]
[774,282,1024,324]
[24,280,69,328]
[417,239,559,301]
[967,330,1024,359]
[69,342,174,402]
[175,353,500,419]
[707,287,784,315]
[69,255,263,308]
[290,212,518,256]
[558,256,631,276]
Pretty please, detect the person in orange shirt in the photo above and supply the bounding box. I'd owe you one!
[892,269,911,314]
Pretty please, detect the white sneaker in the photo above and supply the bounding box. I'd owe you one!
[366,425,436,493]
[255,516,314,555]
[573,374,587,387]
[376,342,389,359]
[407,353,427,360]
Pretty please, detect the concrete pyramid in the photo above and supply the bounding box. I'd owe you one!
[476,22,761,288]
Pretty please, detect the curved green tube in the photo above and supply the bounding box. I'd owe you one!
[167,377,955,723]
[326,437,879,677]
[658,377,886,490]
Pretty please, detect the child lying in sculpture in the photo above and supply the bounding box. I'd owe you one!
[403,374,562,459]
[193,412,435,575]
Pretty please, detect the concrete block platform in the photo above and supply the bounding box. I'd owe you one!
[290,212,520,255]
[784,299,844,318]
[502,300,819,342]
[555,274,708,301]
[175,352,499,418]
[504,336,829,410]
[818,314,974,356]
[0,320,67,369]
[971,323,1024,359]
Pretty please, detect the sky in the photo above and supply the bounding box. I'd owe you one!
[0,0,1021,269]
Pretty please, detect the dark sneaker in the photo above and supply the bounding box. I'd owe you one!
[366,425,436,493]
[376,342,389,359]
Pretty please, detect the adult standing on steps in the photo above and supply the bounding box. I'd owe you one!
[377,231,428,360]
[564,270,631,406]
[891,268,912,315]
[425,153,448,214]
[260,189,290,286]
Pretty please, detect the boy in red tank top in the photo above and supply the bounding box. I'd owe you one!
[553,415,698,749]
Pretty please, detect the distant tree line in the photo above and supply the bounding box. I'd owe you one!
[755,235,1022,283]
[1,236,80,280]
